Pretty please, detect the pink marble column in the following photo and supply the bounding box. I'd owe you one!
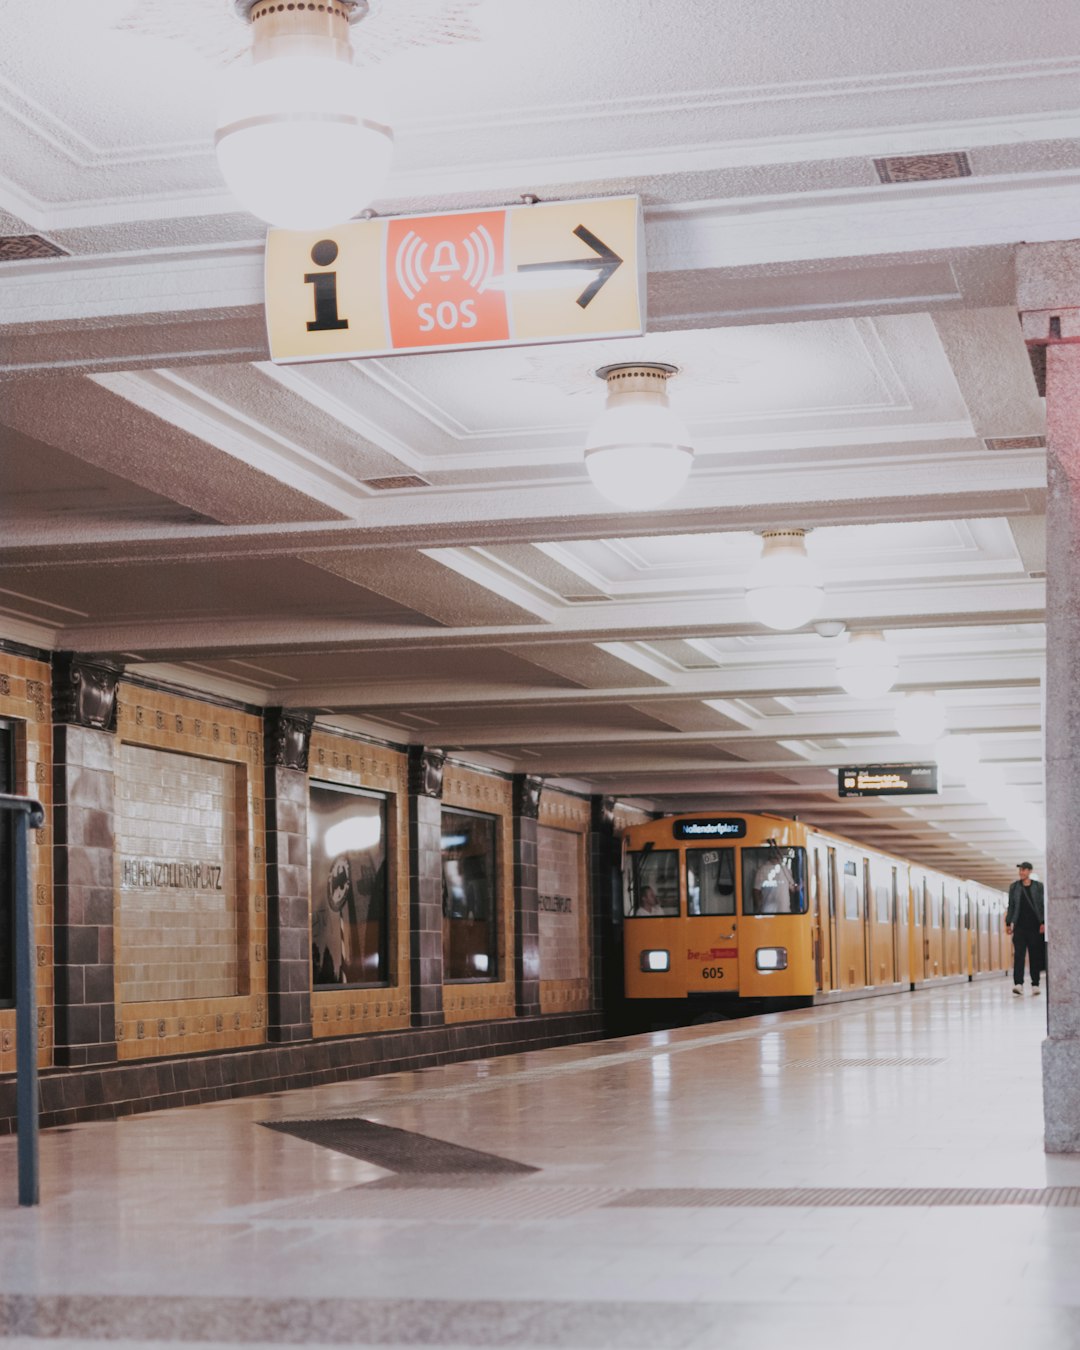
[1019,242,1080,1151]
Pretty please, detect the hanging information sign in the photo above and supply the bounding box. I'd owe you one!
[264,195,645,363]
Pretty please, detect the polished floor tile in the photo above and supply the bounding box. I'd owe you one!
[0,980,1074,1346]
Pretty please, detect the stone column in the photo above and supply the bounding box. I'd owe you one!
[1019,242,1080,1151]
[512,774,543,1017]
[408,747,445,1028]
[52,652,122,1067]
[263,708,314,1044]
[587,795,621,1013]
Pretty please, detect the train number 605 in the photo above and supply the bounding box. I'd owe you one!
[701,966,725,979]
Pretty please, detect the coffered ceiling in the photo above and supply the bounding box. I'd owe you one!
[0,0,1067,884]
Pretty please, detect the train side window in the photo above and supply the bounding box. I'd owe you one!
[686,848,736,916]
[625,849,680,917]
[742,845,807,915]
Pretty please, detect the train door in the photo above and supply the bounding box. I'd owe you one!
[684,846,739,994]
[868,856,894,986]
[946,881,962,975]
[925,877,944,979]
[837,850,866,989]
[736,841,814,998]
[908,867,924,986]
[810,841,828,992]
[892,865,908,984]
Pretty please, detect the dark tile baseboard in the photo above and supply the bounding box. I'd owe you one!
[0,1012,605,1133]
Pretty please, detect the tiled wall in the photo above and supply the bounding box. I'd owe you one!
[0,652,52,1074]
[116,744,243,1004]
[308,730,410,1038]
[0,655,606,1100]
[441,764,515,1024]
[113,684,265,1059]
[538,791,591,1014]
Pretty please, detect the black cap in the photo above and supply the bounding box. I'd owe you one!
[1017,861,1034,870]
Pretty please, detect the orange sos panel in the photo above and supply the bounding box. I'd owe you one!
[386,211,510,349]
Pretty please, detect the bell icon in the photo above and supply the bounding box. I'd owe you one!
[431,240,461,280]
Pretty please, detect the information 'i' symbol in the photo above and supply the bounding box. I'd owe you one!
[304,239,349,333]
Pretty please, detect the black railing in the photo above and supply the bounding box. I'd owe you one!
[0,793,46,1206]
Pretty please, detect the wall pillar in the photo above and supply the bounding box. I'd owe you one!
[512,774,543,1017]
[1019,242,1080,1150]
[588,795,621,1015]
[264,709,314,1043]
[52,653,122,1067]
[408,747,445,1028]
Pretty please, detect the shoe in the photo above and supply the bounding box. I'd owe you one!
[1033,986,1042,995]
[1013,985,1023,995]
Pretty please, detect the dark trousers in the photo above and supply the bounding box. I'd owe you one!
[1013,925,1044,986]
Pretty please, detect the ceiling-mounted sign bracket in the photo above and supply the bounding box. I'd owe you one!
[264,194,645,364]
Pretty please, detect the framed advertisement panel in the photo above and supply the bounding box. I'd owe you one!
[309,782,389,988]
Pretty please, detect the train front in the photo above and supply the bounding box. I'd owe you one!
[622,813,816,1003]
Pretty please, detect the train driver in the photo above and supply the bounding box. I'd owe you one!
[751,849,796,914]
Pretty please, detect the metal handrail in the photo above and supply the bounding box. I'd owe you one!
[0,793,46,1206]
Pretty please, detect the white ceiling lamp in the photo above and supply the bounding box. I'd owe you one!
[217,0,393,230]
[835,630,898,699]
[895,691,947,744]
[744,529,825,631]
[584,364,694,510]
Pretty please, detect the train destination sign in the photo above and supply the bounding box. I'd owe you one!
[673,818,748,840]
[264,195,645,364]
[838,764,939,798]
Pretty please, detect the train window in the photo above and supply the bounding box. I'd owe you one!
[686,849,736,916]
[844,878,860,921]
[742,846,807,915]
[876,885,890,924]
[625,849,680,917]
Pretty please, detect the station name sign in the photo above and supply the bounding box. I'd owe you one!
[838,764,939,798]
[264,195,645,364]
[673,818,748,840]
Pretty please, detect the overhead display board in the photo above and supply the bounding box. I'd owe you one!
[264,195,645,364]
[673,818,748,840]
[838,764,939,798]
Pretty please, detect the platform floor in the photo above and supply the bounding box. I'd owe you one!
[2,978,1078,1349]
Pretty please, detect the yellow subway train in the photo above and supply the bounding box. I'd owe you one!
[621,812,1008,1005]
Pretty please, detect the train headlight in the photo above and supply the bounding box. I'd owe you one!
[755,947,788,971]
[640,949,671,972]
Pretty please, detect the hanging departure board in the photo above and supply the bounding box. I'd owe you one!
[838,764,939,797]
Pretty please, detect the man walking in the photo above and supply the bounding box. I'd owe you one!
[1006,862,1046,995]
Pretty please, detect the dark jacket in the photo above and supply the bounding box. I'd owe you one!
[1006,879,1045,927]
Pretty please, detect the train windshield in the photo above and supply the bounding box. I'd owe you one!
[625,849,680,917]
[686,848,736,916]
[742,845,807,915]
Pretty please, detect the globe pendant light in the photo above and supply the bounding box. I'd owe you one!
[584,364,694,509]
[217,0,393,230]
[835,630,898,699]
[895,691,947,744]
[744,529,824,631]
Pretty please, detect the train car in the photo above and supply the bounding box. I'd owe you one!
[621,811,1008,1007]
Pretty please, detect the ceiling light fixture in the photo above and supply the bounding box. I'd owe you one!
[217,0,393,230]
[895,691,947,744]
[744,529,825,631]
[835,630,898,699]
[584,364,694,509]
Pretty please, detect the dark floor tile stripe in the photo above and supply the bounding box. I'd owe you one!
[0,1293,715,1347]
[260,1116,537,1175]
[605,1186,1080,1208]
